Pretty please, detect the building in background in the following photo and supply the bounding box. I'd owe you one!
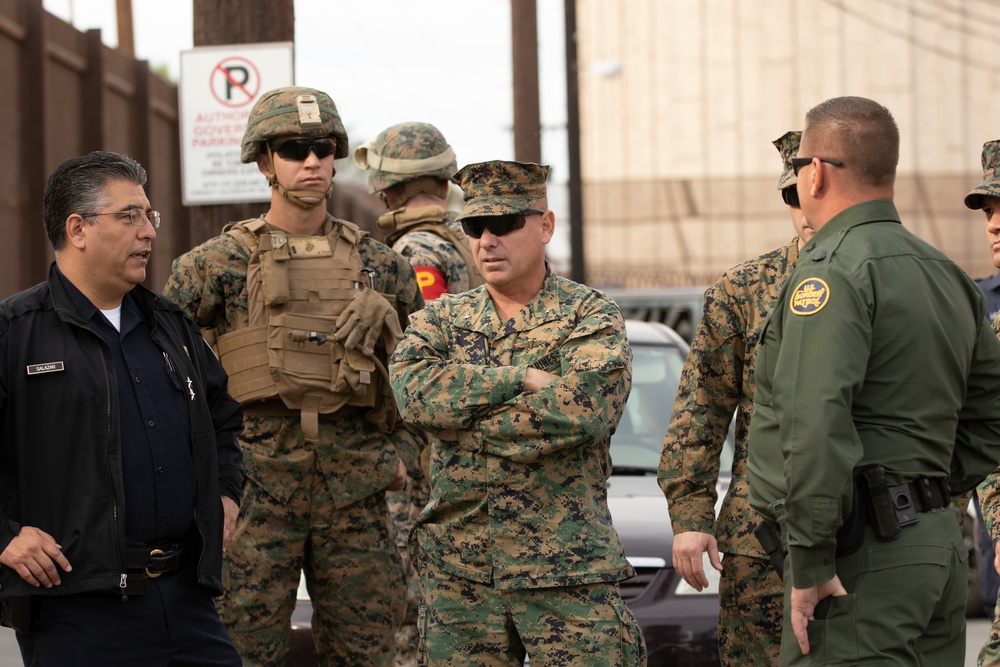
[576,0,998,288]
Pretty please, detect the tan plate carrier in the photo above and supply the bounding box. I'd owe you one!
[214,217,397,442]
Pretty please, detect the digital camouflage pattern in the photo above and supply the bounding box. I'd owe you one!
[966,139,1000,210]
[717,555,783,666]
[773,130,801,190]
[386,471,431,667]
[978,316,1000,667]
[452,161,549,220]
[383,207,478,666]
[220,446,404,666]
[418,561,646,666]
[164,214,422,665]
[240,86,350,163]
[382,207,479,296]
[354,122,457,194]
[659,240,799,556]
[389,270,634,589]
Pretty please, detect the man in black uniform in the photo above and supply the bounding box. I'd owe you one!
[0,151,244,666]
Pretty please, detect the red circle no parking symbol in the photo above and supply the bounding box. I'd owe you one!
[210,57,261,107]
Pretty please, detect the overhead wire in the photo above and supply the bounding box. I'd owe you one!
[818,0,998,73]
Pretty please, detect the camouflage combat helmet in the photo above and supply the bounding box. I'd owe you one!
[353,122,457,194]
[453,161,549,221]
[964,140,1000,210]
[773,131,802,190]
[240,86,349,164]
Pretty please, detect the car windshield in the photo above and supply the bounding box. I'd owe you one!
[611,338,734,476]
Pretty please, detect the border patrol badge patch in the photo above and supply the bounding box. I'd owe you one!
[789,278,830,316]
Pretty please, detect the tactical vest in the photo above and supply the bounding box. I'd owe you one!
[214,217,397,441]
[381,205,485,290]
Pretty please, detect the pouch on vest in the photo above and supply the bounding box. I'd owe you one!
[216,217,398,439]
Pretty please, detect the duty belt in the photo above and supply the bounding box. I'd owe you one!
[886,476,950,526]
[118,537,194,596]
[752,474,949,580]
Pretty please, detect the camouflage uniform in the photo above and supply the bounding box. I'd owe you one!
[658,131,802,666]
[164,88,422,667]
[386,211,478,295]
[964,139,1000,667]
[356,122,484,666]
[389,161,646,666]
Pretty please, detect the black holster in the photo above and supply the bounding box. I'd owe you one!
[753,521,785,580]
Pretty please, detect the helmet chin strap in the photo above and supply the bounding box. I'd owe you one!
[265,143,334,210]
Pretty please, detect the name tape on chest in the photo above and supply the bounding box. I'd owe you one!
[789,278,830,316]
[27,361,65,375]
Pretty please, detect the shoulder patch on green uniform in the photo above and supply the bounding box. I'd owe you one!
[789,278,830,316]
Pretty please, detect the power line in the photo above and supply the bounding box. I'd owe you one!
[818,0,998,73]
[871,0,994,42]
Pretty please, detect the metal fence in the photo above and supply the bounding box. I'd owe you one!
[0,0,382,298]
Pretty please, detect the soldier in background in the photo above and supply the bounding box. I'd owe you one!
[164,86,423,666]
[658,131,812,665]
[354,122,484,666]
[389,160,646,666]
[963,139,1000,666]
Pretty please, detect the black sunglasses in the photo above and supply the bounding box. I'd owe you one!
[790,156,843,176]
[461,209,543,239]
[270,138,336,161]
[781,186,800,208]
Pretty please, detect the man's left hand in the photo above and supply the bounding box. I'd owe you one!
[333,289,402,356]
[221,496,239,554]
[791,575,848,655]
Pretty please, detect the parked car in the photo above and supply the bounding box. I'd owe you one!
[606,319,730,665]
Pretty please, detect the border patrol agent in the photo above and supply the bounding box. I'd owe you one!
[747,96,1000,665]
[163,87,423,666]
[963,139,1000,667]
[659,130,810,666]
[355,122,484,667]
[389,161,647,666]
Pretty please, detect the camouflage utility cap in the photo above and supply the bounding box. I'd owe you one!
[240,86,349,163]
[353,122,457,194]
[773,131,802,190]
[453,160,549,221]
[965,139,1000,210]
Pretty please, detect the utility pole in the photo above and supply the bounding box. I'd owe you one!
[115,0,134,55]
[511,0,541,163]
[564,0,585,283]
[188,0,294,245]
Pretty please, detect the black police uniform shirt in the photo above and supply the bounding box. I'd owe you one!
[59,269,197,544]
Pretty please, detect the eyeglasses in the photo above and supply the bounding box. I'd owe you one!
[270,138,337,161]
[790,156,844,177]
[781,186,800,208]
[461,209,543,239]
[83,208,161,229]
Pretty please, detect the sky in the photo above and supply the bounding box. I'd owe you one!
[42,0,572,263]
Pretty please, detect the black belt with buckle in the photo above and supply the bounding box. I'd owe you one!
[124,537,193,579]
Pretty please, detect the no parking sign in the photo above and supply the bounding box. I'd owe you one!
[179,42,294,205]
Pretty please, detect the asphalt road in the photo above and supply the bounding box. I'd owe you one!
[0,619,991,665]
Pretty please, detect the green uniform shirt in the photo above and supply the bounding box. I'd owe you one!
[659,240,798,558]
[748,199,1000,588]
[389,270,634,589]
